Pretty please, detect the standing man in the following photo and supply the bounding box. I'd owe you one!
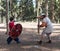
[38,13,53,44]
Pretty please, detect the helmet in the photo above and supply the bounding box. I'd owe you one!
[41,13,45,16]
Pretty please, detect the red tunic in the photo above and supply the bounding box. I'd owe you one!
[9,21,14,31]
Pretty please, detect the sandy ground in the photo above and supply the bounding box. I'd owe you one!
[0,28,60,51]
[0,23,60,51]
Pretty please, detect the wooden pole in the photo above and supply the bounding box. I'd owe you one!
[45,0,48,17]
[6,0,9,34]
[10,0,13,16]
[37,0,42,34]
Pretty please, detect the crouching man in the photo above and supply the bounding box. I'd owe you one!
[38,13,53,44]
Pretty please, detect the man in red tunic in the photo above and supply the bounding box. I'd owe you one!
[7,17,20,44]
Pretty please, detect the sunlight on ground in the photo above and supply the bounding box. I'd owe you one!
[21,46,33,49]
[0,48,8,51]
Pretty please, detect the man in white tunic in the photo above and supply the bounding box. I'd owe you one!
[38,13,53,44]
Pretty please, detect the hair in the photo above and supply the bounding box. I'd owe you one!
[9,17,14,21]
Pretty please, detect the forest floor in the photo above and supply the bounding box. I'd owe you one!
[0,22,60,51]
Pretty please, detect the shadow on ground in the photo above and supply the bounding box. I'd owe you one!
[0,28,60,51]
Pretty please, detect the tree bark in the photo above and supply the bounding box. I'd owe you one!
[50,0,55,22]
[6,0,9,34]
[37,0,43,34]
[10,0,13,16]
[45,0,48,17]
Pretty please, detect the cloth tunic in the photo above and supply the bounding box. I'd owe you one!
[9,21,14,31]
[42,17,53,34]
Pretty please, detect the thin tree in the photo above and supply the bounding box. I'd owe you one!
[6,0,9,34]
[50,0,55,22]
[45,0,48,17]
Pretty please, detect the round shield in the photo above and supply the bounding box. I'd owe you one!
[9,24,22,39]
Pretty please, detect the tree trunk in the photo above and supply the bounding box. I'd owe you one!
[6,0,9,34]
[45,0,48,17]
[10,0,13,16]
[50,0,55,23]
[37,0,43,34]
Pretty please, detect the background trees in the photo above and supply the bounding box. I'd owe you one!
[8,0,35,21]
[0,0,60,23]
[41,0,60,23]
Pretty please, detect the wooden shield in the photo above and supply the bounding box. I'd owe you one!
[9,24,22,39]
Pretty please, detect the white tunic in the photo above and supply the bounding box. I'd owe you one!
[42,17,53,34]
